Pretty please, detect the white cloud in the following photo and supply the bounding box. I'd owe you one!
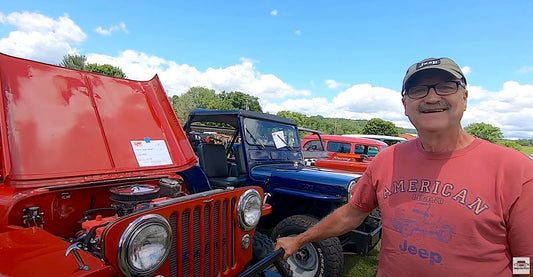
[87,51,311,101]
[270,9,278,16]
[295,30,302,36]
[463,81,533,138]
[325,79,350,89]
[461,66,471,75]
[0,11,86,64]
[517,66,533,74]
[263,84,410,128]
[465,85,491,101]
[95,22,129,35]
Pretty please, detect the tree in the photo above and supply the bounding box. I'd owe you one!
[498,140,522,151]
[59,54,86,70]
[464,122,503,143]
[84,63,127,78]
[172,87,215,123]
[219,91,262,111]
[277,111,307,127]
[59,53,127,79]
[362,118,399,136]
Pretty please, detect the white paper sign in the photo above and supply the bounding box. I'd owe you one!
[272,131,287,149]
[131,140,173,167]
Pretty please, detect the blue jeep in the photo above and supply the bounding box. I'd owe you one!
[184,109,382,277]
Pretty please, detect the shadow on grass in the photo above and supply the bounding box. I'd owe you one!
[342,241,380,277]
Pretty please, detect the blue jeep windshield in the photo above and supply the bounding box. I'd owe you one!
[244,118,299,148]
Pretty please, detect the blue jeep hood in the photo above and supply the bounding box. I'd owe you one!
[251,164,361,202]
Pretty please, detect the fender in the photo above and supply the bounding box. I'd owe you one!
[0,227,115,276]
[273,187,346,202]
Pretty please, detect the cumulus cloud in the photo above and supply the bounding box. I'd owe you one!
[463,81,533,138]
[87,51,311,101]
[263,84,410,129]
[461,66,471,75]
[325,79,350,89]
[270,9,278,16]
[0,11,86,64]
[95,22,129,35]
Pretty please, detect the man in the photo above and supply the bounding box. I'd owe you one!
[275,57,533,276]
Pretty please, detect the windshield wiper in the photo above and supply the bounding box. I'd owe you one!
[245,127,265,149]
[275,133,294,151]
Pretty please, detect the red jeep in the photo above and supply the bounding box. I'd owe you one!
[301,131,387,173]
[0,53,283,277]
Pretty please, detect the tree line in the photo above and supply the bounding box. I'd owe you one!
[58,54,529,151]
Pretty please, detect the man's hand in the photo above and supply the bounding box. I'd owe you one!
[273,204,370,260]
[274,236,303,260]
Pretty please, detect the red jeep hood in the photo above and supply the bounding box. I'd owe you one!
[0,53,196,188]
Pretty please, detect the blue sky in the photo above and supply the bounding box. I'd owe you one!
[1,1,533,138]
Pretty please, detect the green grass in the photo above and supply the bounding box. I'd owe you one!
[342,242,380,277]
[520,146,533,155]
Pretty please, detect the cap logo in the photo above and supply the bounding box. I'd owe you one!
[416,59,441,70]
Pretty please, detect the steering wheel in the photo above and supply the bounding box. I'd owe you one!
[306,145,318,151]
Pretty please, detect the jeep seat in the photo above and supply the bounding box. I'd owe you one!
[197,143,246,188]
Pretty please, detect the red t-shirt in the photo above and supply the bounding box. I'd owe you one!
[350,138,533,276]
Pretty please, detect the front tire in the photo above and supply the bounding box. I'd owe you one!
[253,232,293,276]
[271,215,343,277]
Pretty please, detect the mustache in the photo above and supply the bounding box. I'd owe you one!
[418,102,451,112]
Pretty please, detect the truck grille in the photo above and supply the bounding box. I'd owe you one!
[169,197,236,277]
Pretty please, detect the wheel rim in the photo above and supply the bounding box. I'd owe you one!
[287,242,319,276]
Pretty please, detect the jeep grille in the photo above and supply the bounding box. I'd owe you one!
[169,197,236,277]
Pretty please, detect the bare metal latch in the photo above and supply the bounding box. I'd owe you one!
[66,244,90,271]
[22,206,45,228]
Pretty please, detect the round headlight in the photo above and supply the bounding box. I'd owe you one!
[118,214,172,277]
[237,189,262,231]
[347,179,357,201]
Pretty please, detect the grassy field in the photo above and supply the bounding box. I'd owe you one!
[342,242,380,277]
[520,146,533,155]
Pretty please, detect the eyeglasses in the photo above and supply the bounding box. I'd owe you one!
[403,81,466,99]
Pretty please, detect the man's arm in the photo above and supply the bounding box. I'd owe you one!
[508,180,533,276]
[274,203,370,259]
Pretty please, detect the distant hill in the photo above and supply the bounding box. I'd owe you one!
[277,111,416,136]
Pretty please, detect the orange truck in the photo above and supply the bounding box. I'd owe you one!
[301,132,388,173]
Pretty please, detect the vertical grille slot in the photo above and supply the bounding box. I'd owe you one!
[170,214,178,277]
[169,194,237,276]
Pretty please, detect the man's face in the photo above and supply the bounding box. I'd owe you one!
[402,70,468,133]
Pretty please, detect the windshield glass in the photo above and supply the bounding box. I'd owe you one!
[243,118,299,148]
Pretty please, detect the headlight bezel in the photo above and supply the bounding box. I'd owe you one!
[347,179,357,201]
[237,189,262,231]
[118,214,172,277]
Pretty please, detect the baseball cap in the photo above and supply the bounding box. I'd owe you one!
[401,57,466,93]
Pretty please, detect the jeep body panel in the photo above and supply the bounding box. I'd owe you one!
[0,53,196,188]
[250,164,359,202]
[0,227,115,276]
